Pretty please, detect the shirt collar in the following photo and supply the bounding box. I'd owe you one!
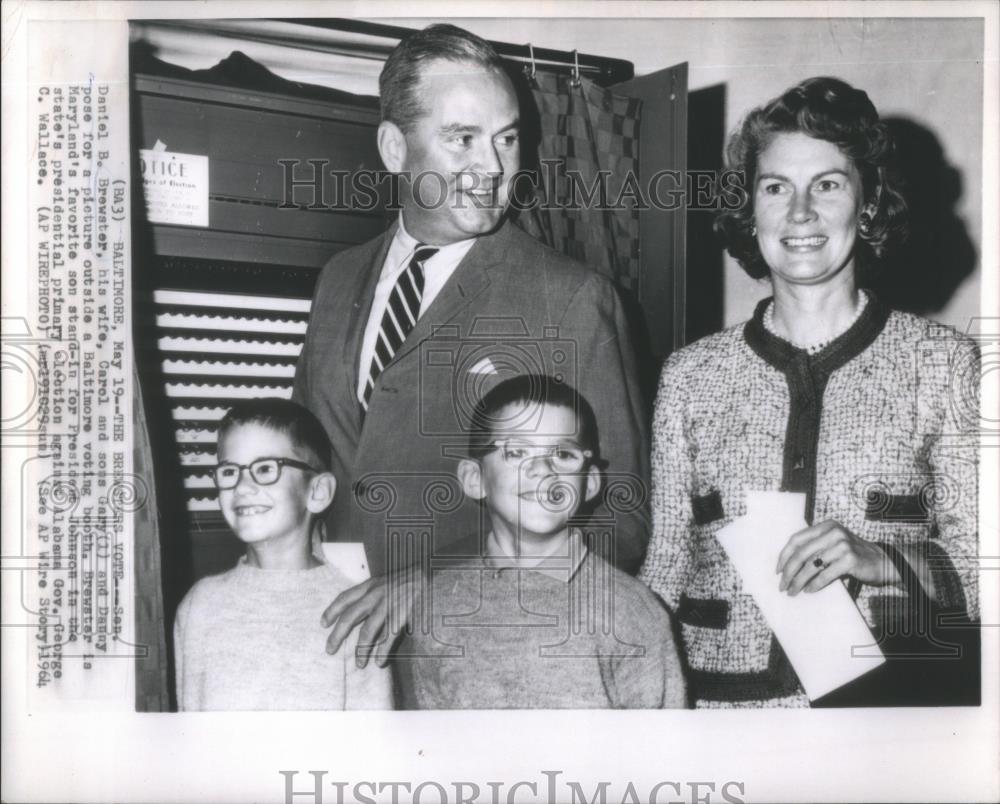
[483,529,588,583]
[393,213,477,263]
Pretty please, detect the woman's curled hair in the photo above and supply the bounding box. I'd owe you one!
[715,76,908,279]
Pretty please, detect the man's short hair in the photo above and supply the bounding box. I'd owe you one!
[379,23,507,133]
[467,374,600,461]
[217,398,333,472]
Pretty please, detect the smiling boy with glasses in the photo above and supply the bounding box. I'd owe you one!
[394,375,687,708]
[172,398,391,710]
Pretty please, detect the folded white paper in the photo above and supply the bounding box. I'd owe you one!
[321,542,371,586]
[716,491,884,700]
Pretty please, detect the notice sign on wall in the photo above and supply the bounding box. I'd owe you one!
[139,148,209,227]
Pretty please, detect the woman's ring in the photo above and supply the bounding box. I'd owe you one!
[812,556,826,569]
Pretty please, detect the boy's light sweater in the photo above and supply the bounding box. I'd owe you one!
[174,557,392,710]
[395,533,688,709]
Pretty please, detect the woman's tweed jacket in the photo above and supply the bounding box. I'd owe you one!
[638,295,979,708]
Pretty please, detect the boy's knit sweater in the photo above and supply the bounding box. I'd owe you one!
[174,557,392,710]
[395,534,687,709]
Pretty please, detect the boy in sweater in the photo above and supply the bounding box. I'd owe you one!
[395,375,687,708]
[173,398,392,710]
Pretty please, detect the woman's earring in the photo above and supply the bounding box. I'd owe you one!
[750,220,757,237]
[858,211,873,237]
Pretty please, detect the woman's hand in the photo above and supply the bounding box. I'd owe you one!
[775,520,902,595]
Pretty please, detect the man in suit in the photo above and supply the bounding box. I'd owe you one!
[293,23,648,661]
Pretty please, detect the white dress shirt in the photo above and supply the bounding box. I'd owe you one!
[356,216,477,403]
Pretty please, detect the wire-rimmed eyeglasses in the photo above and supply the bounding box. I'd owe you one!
[213,457,319,490]
[489,440,592,472]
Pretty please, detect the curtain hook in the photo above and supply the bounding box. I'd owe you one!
[525,42,537,82]
[570,49,581,87]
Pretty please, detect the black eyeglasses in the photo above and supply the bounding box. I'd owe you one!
[489,440,592,472]
[213,457,319,490]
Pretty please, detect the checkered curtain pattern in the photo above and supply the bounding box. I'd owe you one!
[520,72,643,292]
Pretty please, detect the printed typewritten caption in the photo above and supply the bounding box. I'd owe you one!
[4,23,137,711]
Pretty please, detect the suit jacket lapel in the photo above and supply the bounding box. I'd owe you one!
[389,221,511,364]
[346,223,396,393]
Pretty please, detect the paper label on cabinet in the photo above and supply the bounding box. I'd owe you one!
[139,149,209,227]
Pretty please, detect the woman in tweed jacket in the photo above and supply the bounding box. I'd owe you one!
[638,77,979,708]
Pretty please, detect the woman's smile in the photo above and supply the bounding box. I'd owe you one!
[781,235,828,250]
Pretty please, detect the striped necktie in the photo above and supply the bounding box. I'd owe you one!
[362,244,438,408]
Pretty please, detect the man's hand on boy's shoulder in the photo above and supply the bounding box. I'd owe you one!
[321,570,420,667]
